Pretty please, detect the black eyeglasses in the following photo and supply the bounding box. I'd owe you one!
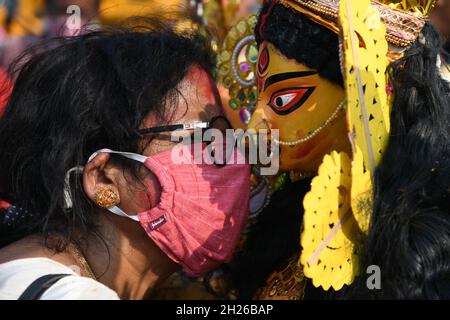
[138,115,231,135]
[138,115,234,166]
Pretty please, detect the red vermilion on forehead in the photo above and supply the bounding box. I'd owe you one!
[184,66,215,102]
[140,65,218,129]
[258,47,269,76]
[258,75,265,92]
[201,76,217,103]
[185,65,207,81]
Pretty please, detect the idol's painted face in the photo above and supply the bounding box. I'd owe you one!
[248,42,349,172]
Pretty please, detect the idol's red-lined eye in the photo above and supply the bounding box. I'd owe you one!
[268,87,316,115]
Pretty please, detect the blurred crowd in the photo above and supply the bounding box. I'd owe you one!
[0,0,258,103]
[0,0,261,114]
[0,0,261,65]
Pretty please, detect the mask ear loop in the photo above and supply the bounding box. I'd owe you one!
[64,149,147,221]
[89,149,146,222]
[63,166,84,210]
[107,205,140,222]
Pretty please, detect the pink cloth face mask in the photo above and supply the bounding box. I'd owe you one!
[86,143,250,277]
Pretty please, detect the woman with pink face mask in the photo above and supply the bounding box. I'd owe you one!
[0,19,250,300]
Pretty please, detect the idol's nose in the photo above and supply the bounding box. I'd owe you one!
[242,105,272,159]
[247,105,270,134]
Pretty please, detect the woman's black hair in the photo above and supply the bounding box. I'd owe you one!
[255,1,343,86]
[345,22,450,299]
[0,17,215,250]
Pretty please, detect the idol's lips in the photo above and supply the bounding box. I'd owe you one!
[288,127,329,160]
[292,143,315,159]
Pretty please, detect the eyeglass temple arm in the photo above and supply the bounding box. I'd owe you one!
[138,124,184,134]
[138,122,209,134]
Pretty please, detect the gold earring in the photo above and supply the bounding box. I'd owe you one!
[94,186,120,208]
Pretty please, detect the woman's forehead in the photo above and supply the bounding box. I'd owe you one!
[180,65,216,96]
[175,65,221,118]
[141,65,220,128]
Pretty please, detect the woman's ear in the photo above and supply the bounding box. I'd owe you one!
[83,152,120,207]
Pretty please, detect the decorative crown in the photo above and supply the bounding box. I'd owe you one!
[280,0,431,48]
[376,0,437,17]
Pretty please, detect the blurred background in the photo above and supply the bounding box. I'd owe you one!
[0,0,262,115]
[0,0,261,67]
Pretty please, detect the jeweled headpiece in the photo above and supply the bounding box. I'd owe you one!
[278,0,435,49]
[377,0,437,16]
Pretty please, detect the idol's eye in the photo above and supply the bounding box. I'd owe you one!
[273,93,296,108]
[268,87,316,115]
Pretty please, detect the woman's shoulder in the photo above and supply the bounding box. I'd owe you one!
[0,257,119,300]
